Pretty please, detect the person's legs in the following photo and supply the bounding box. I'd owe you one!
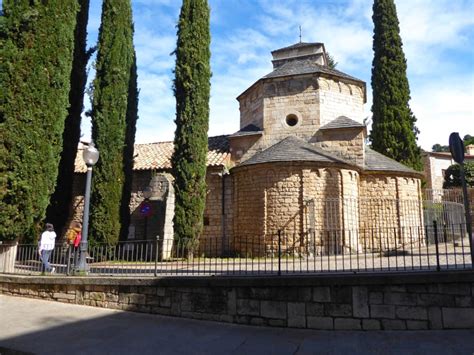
[41,250,52,272]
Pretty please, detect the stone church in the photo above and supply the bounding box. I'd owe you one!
[73,42,424,257]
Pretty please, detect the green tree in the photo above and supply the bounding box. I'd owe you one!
[89,0,137,245]
[119,54,139,241]
[171,0,211,252]
[369,0,423,171]
[443,162,474,188]
[326,51,338,69]
[0,1,77,241]
[432,144,449,152]
[463,134,474,146]
[46,0,92,237]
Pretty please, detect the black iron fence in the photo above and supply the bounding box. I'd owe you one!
[1,222,472,277]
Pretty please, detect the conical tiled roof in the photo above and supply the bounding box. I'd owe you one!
[237,136,353,167]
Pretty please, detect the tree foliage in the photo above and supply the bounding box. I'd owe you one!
[326,51,338,69]
[463,134,474,147]
[120,53,139,241]
[89,0,137,245]
[172,0,211,250]
[46,0,91,237]
[0,0,77,241]
[369,0,423,171]
[443,162,474,188]
[432,144,449,152]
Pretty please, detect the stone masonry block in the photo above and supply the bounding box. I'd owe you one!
[159,297,171,308]
[384,292,417,306]
[382,319,406,330]
[53,292,75,301]
[405,285,427,293]
[438,284,471,296]
[334,318,362,330]
[268,319,286,327]
[312,287,331,302]
[442,308,474,329]
[307,317,334,330]
[395,306,428,320]
[261,301,287,320]
[455,296,474,307]
[288,303,306,328]
[128,293,146,305]
[417,293,455,307]
[249,317,266,326]
[237,299,260,316]
[325,304,352,317]
[428,307,442,330]
[288,302,305,317]
[352,286,369,318]
[306,303,324,316]
[331,286,352,303]
[362,319,381,330]
[370,305,395,319]
[369,292,383,304]
[406,320,429,330]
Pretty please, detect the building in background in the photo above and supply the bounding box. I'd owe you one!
[423,145,474,191]
[72,42,425,257]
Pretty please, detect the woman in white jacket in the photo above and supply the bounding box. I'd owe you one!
[38,223,57,273]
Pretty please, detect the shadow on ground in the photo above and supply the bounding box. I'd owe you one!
[0,295,473,355]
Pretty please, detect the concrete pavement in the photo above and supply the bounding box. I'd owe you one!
[0,295,473,355]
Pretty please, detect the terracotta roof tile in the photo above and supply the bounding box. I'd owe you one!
[74,135,230,173]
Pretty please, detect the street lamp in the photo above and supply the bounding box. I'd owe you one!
[77,142,99,273]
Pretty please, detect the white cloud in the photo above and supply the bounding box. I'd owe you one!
[83,0,474,151]
[411,74,474,150]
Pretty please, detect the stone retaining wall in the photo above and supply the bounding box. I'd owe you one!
[1,271,473,330]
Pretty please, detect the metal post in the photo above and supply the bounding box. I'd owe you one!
[433,220,440,272]
[460,164,474,268]
[78,166,93,273]
[154,235,159,277]
[278,230,282,276]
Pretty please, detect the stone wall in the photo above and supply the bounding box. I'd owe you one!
[232,164,423,255]
[1,271,473,330]
[260,75,320,148]
[318,77,365,127]
[314,128,365,166]
[200,168,228,256]
[238,82,264,130]
[359,174,423,250]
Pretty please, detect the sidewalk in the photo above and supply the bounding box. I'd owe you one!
[0,295,473,355]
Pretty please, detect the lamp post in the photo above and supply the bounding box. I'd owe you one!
[77,142,100,273]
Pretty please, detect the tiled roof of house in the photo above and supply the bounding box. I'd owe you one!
[263,58,364,83]
[319,116,365,130]
[237,136,353,167]
[74,135,230,173]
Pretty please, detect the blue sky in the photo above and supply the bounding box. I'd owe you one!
[65,0,474,149]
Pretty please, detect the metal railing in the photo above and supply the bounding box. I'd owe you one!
[2,222,471,277]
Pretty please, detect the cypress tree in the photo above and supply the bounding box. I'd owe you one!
[119,53,139,241]
[370,0,423,171]
[89,0,136,245]
[0,1,78,241]
[46,0,92,237]
[171,0,211,252]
